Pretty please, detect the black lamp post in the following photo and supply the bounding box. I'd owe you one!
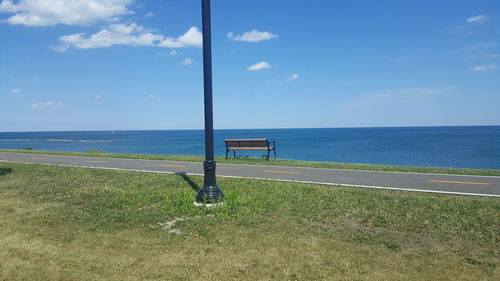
[195,0,224,206]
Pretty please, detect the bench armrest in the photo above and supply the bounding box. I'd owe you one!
[269,140,276,148]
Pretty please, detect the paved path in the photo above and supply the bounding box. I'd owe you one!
[1,152,499,197]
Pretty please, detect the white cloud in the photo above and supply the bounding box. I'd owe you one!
[0,0,133,26]
[1,1,201,51]
[32,101,64,109]
[180,58,194,66]
[248,61,271,71]
[467,15,488,23]
[169,50,180,55]
[147,94,157,99]
[54,24,201,52]
[11,88,22,94]
[470,64,496,72]
[227,30,277,42]
[94,95,103,100]
[157,26,202,48]
[54,23,162,51]
[286,73,299,81]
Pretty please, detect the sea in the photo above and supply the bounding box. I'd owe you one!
[0,126,499,169]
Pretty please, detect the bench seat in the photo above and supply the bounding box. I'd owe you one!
[224,139,276,160]
[227,147,275,150]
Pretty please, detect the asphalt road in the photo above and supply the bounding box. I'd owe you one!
[1,152,499,197]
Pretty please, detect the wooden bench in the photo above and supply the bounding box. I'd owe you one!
[224,139,276,160]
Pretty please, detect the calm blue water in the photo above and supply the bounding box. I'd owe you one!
[1,126,499,169]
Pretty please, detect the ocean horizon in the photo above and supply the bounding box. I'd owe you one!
[1,125,499,170]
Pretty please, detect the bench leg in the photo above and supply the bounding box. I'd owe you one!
[266,150,270,160]
[273,149,277,159]
[225,149,229,159]
[233,150,236,158]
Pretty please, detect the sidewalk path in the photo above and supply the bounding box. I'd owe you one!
[1,152,499,197]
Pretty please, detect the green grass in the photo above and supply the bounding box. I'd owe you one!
[2,148,500,176]
[0,162,499,280]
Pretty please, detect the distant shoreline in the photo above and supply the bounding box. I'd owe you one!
[0,124,499,134]
[0,139,113,143]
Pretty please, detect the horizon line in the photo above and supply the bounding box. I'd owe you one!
[1,124,499,133]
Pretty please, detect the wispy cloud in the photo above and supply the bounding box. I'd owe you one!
[227,30,277,42]
[0,0,133,26]
[347,88,453,106]
[248,61,271,71]
[156,50,182,57]
[467,15,488,23]
[11,88,22,94]
[180,58,194,66]
[144,12,154,18]
[390,55,409,62]
[470,64,496,72]
[94,95,103,100]
[286,73,299,81]
[369,88,450,99]
[457,42,499,61]
[54,24,202,52]
[147,94,157,99]
[448,15,489,35]
[390,50,422,62]
[469,54,500,60]
[467,42,497,50]
[32,101,64,109]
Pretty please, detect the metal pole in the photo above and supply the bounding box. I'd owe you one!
[195,0,224,205]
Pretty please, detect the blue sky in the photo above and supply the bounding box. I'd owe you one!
[1,0,499,131]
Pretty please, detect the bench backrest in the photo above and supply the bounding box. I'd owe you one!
[225,139,269,148]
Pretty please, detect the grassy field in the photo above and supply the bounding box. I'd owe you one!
[0,161,499,281]
[2,148,500,176]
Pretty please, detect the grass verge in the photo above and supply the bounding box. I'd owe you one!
[1,148,500,176]
[0,162,499,280]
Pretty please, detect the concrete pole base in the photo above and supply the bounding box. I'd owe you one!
[193,201,224,208]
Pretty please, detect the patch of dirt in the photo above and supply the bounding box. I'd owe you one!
[155,214,214,234]
[138,203,160,210]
